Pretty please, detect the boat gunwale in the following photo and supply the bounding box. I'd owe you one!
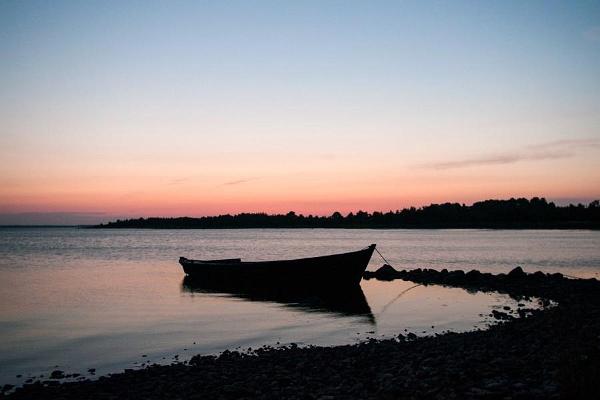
[180,244,376,266]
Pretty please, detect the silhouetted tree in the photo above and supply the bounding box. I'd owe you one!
[94,198,600,229]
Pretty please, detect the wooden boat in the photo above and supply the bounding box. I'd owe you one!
[179,244,376,287]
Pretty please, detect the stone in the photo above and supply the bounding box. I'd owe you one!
[508,266,526,279]
[374,264,400,280]
[49,370,65,379]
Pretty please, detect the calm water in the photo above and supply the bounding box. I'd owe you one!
[1,228,599,386]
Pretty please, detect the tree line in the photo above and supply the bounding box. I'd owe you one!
[93,197,600,229]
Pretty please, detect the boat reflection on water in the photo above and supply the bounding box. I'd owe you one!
[181,276,375,324]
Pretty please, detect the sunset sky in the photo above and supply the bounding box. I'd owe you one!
[1,1,600,224]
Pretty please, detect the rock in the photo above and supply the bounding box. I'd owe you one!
[518,309,528,318]
[508,266,526,279]
[468,387,492,396]
[448,270,465,279]
[466,270,482,281]
[532,271,546,280]
[50,370,65,379]
[491,310,513,320]
[373,264,400,280]
[2,384,14,393]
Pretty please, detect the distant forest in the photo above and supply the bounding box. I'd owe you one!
[94,198,600,229]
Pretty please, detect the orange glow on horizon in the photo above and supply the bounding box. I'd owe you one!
[2,174,598,220]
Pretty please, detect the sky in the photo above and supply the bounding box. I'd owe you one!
[1,1,600,224]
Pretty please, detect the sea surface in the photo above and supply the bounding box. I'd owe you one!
[1,228,599,386]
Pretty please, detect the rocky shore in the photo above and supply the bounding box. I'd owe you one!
[3,267,600,399]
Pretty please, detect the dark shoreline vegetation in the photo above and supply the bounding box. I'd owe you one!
[4,267,600,399]
[94,198,600,229]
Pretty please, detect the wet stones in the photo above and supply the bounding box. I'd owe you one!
[364,264,401,280]
[491,310,513,321]
[49,371,64,380]
[507,266,526,280]
[1,384,14,394]
[465,269,482,282]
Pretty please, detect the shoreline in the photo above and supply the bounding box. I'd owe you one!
[3,268,600,399]
[90,225,600,230]
[3,225,599,230]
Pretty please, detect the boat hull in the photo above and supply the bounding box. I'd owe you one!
[179,244,376,287]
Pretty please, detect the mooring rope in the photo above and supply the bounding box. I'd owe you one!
[377,283,422,316]
[374,247,392,266]
[371,246,423,316]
